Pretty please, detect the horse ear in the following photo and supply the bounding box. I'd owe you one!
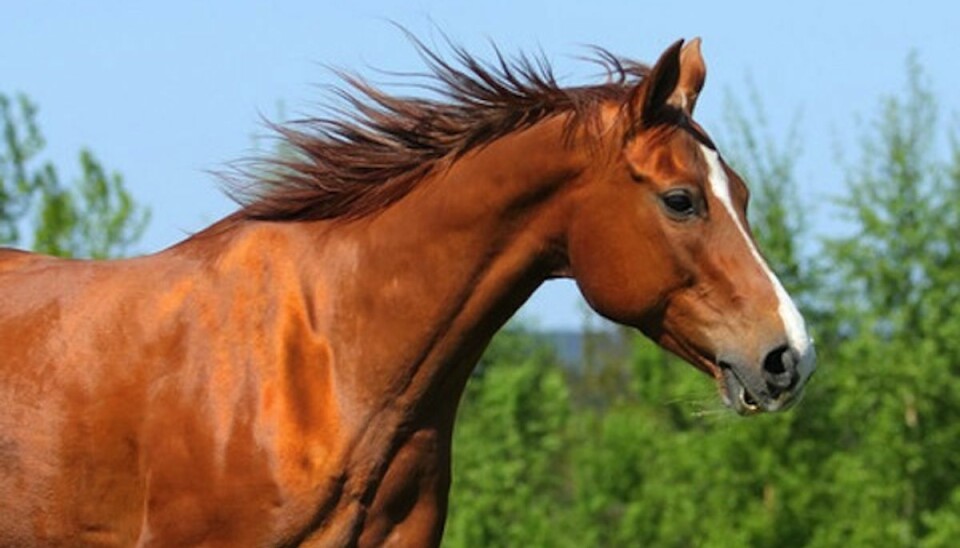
[676,38,706,115]
[632,38,707,124]
[634,39,683,124]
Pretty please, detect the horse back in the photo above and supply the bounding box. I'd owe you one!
[0,246,44,271]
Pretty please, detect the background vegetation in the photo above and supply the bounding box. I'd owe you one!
[0,92,148,259]
[3,55,958,546]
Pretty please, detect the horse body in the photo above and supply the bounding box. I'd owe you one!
[0,116,580,545]
[0,38,816,546]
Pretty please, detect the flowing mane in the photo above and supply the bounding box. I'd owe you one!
[230,39,649,221]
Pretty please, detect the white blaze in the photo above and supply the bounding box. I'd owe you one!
[699,145,815,379]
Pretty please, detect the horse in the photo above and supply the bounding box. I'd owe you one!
[0,37,815,546]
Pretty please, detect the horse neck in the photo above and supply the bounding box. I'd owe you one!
[314,114,590,426]
[159,115,595,543]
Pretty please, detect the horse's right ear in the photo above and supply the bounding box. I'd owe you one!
[630,39,684,126]
[630,38,707,126]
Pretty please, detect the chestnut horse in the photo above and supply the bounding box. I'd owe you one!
[0,38,815,546]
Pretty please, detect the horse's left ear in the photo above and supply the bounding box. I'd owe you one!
[675,38,706,115]
[633,37,707,124]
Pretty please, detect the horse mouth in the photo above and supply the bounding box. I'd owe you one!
[674,345,763,414]
[718,362,764,416]
[717,362,801,416]
[731,381,762,415]
[682,351,764,415]
[658,333,800,415]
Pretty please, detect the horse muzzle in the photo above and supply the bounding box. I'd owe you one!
[718,343,816,415]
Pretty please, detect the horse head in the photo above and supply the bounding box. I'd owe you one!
[567,39,815,414]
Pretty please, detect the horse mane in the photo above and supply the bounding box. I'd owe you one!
[229,36,649,222]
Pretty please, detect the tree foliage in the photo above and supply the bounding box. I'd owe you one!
[0,92,148,258]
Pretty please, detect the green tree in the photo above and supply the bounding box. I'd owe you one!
[0,92,148,258]
[0,93,48,245]
[445,326,573,547]
[815,55,960,546]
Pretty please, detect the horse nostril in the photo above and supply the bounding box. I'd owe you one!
[762,344,799,396]
[763,344,788,375]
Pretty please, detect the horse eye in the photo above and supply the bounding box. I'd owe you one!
[661,189,697,218]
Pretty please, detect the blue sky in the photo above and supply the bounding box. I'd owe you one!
[3,1,958,329]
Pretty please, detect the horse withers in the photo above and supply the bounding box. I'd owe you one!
[0,38,814,546]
